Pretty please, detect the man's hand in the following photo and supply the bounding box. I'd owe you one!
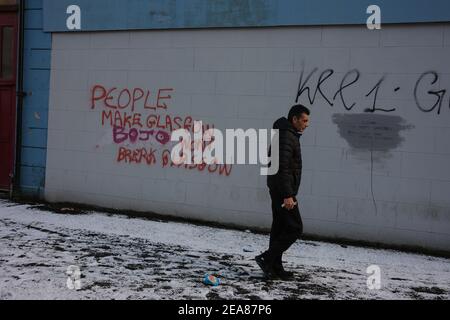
[282,197,297,210]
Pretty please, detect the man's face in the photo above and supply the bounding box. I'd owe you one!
[292,113,310,134]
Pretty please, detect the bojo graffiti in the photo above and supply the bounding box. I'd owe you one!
[90,84,232,177]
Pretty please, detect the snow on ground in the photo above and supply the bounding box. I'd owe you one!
[0,199,449,300]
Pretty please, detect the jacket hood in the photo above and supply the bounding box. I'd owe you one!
[273,117,301,137]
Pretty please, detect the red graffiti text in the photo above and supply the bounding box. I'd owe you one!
[92,85,174,112]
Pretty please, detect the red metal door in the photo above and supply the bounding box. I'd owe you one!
[0,10,18,191]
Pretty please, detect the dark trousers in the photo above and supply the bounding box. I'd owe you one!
[263,191,303,268]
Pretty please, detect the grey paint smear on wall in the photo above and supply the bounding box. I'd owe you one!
[332,114,414,153]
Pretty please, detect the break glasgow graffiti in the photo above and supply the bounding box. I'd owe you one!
[90,84,232,177]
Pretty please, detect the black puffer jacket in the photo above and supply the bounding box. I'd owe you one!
[267,117,302,199]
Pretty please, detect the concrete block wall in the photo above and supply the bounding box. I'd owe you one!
[45,23,450,252]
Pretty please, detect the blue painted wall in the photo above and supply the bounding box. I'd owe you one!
[20,0,51,197]
[43,0,450,32]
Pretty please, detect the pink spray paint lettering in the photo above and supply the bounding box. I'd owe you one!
[113,126,171,145]
[90,84,232,176]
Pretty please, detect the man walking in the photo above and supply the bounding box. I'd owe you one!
[256,104,310,280]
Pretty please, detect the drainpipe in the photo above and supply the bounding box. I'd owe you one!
[12,0,26,199]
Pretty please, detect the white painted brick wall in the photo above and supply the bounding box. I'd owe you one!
[195,48,242,71]
[445,25,450,46]
[46,23,450,252]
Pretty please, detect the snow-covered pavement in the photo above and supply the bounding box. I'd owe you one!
[0,199,449,300]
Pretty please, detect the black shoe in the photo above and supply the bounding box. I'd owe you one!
[275,269,294,281]
[273,265,295,280]
[255,254,276,278]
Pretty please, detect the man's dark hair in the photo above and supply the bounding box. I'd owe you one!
[288,104,310,122]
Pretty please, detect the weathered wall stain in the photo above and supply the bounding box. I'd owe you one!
[205,0,272,27]
[149,0,176,25]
